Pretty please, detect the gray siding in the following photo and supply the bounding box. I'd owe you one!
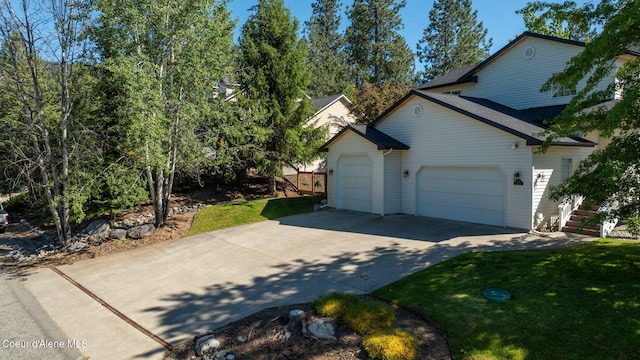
[383,151,402,214]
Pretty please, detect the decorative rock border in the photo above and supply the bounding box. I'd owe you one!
[5,203,208,262]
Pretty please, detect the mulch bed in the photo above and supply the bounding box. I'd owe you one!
[164,297,452,360]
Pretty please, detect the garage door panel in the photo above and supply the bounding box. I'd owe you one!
[417,167,505,226]
[422,180,504,196]
[420,192,504,210]
[339,156,372,213]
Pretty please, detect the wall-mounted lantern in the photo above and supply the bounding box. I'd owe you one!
[328,169,334,175]
[403,170,409,177]
[511,142,519,150]
[513,171,524,185]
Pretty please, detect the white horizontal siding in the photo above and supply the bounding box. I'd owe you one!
[326,131,384,214]
[532,146,594,226]
[376,96,534,229]
[432,37,615,109]
[384,151,402,214]
[308,98,356,138]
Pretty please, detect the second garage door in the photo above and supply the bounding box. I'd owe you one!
[338,155,372,213]
[417,166,506,226]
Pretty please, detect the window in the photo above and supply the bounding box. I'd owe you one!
[551,73,576,98]
[442,89,461,96]
[561,158,573,181]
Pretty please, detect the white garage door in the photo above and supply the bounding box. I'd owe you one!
[338,155,372,213]
[417,166,505,226]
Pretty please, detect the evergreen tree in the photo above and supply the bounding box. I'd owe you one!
[417,0,492,82]
[239,0,326,194]
[305,0,351,97]
[345,0,415,87]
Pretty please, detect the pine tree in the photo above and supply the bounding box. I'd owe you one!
[239,0,326,194]
[305,0,351,97]
[417,0,492,82]
[345,0,415,88]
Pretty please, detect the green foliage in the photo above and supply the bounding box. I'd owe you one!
[550,134,640,222]
[313,293,361,318]
[362,328,419,360]
[625,217,640,237]
[343,301,396,335]
[417,0,492,82]
[345,0,415,87]
[374,239,640,359]
[239,0,323,183]
[305,0,352,97]
[91,0,236,226]
[351,82,410,124]
[517,1,598,41]
[534,0,640,221]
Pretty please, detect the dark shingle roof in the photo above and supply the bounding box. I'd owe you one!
[320,124,409,151]
[417,65,477,90]
[372,90,593,147]
[461,97,566,125]
[312,94,348,113]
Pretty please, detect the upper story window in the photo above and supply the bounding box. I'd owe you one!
[443,89,461,96]
[551,73,577,98]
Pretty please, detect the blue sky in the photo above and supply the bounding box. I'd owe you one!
[228,0,587,66]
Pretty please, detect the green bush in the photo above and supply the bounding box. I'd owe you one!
[362,328,419,360]
[343,301,396,335]
[312,293,361,318]
[627,217,640,237]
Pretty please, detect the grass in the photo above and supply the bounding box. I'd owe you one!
[373,239,640,360]
[186,195,323,236]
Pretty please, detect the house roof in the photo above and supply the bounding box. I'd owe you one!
[320,124,410,151]
[417,31,639,91]
[312,94,351,116]
[372,90,595,147]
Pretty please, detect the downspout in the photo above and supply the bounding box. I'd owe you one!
[381,149,394,216]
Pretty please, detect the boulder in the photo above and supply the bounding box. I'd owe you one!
[127,224,154,239]
[194,335,220,356]
[307,320,336,340]
[68,241,88,253]
[83,219,110,237]
[110,228,127,240]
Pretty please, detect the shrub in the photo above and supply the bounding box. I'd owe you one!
[313,293,361,318]
[343,301,396,335]
[362,328,419,360]
[627,217,640,238]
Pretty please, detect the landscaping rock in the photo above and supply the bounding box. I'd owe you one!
[68,241,88,253]
[83,219,110,237]
[308,320,336,340]
[110,228,127,240]
[127,224,154,239]
[194,335,220,356]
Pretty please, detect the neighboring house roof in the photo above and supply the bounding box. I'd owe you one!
[320,124,409,151]
[418,31,638,91]
[311,94,352,116]
[461,97,566,125]
[372,90,595,147]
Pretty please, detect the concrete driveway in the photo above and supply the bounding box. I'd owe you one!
[18,210,592,359]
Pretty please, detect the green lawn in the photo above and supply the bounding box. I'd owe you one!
[373,239,640,360]
[186,195,323,236]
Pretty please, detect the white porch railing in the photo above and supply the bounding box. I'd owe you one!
[558,195,584,231]
[598,201,619,238]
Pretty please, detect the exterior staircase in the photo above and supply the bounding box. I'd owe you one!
[561,204,601,236]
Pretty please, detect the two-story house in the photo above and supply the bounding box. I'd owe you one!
[320,32,635,232]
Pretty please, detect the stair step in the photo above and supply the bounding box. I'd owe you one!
[565,219,601,229]
[573,209,598,216]
[562,226,601,236]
